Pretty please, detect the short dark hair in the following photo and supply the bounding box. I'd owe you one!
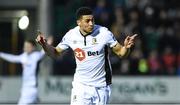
[76,7,93,20]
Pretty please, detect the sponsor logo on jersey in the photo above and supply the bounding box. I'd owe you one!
[74,48,100,61]
[87,51,100,56]
[74,48,85,61]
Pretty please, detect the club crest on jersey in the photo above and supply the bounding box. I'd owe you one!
[92,38,98,45]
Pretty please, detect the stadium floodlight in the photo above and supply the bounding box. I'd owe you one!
[18,15,29,30]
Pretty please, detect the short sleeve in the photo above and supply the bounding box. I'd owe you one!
[105,30,118,48]
[57,33,70,50]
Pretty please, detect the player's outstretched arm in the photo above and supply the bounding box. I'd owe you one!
[112,34,137,58]
[0,52,21,63]
[35,32,63,59]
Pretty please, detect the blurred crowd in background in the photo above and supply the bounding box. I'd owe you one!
[0,0,180,76]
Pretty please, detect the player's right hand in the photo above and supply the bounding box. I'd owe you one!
[35,31,47,46]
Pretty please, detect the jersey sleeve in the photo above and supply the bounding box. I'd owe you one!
[105,29,118,48]
[56,32,70,50]
[0,52,22,63]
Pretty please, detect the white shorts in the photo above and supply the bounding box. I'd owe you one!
[18,87,38,105]
[70,81,111,105]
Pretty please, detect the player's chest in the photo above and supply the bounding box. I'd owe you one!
[70,36,106,61]
[70,35,105,50]
[21,54,36,66]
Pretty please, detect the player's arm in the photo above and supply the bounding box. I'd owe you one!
[112,34,137,58]
[112,42,130,58]
[38,35,55,60]
[0,52,21,63]
[36,33,64,59]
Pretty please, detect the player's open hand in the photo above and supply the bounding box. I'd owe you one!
[35,31,47,46]
[124,34,138,48]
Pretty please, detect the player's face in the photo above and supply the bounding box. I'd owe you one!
[78,15,94,34]
[23,42,35,54]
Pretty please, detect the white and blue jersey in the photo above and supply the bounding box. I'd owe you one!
[57,25,117,87]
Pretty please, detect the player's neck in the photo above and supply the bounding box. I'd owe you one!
[79,29,91,36]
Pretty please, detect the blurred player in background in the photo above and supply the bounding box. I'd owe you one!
[0,35,53,105]
[36,7,137,105]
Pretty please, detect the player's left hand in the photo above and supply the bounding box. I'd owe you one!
[124,34,138,48]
